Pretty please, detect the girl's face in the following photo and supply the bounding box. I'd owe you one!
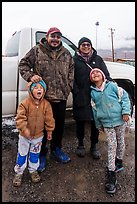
[79,42,92,54]
[91,70,104,82]
[32,83,44,100]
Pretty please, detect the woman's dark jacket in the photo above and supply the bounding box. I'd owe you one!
[72,48,112,121]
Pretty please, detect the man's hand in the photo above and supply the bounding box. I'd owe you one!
[31,75,42,83]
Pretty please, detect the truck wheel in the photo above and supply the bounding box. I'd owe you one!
[128,94,134,117]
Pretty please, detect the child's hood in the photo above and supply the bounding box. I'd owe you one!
[27,80,47,102]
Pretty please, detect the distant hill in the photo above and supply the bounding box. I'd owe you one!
[97,47,135,61]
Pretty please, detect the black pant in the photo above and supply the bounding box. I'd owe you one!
[40,100,67,156]
[76,120,99,147]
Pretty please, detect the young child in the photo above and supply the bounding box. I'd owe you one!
[90,68,131,194]
[13,80,55,187]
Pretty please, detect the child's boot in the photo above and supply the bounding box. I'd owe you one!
[13,173,23,187]
[105,169,117,194]
[115,157,124,173]
[30,171,41,183]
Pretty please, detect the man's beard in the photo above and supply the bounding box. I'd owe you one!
[49,41,62,50]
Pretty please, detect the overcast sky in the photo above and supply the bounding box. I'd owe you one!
[2,2,135,53]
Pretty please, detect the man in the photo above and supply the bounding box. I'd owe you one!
[19,27,74,172]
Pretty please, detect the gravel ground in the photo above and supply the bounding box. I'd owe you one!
[2,110,135,202]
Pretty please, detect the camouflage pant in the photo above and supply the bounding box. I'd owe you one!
[104,123,126,171]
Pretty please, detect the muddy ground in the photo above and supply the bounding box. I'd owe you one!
[2,114,135,202]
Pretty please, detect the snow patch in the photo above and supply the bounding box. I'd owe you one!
[2,117,16,126]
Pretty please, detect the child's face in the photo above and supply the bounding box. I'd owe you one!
[32,83,44,100]
[91,70,103,83]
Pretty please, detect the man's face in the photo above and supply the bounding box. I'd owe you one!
[46,32,62,47]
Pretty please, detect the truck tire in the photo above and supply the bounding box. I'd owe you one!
[128,94,134,117]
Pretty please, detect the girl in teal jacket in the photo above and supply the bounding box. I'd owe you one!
[90,68,131,194]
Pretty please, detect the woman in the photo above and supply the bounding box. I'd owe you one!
[72,37,112,159]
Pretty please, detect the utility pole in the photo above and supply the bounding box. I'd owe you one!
[109,28,115,62]
[95,21,99,51]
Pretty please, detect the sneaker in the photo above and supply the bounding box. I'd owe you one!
[37,155,47,172]
[105,170,117,194]
[30,171,41,183]
[37,147,48,172]
[115,158,124,173]
[13,174,23,187]
[76,146,85,157]
[50,147,71,163]
[90,144,101,159]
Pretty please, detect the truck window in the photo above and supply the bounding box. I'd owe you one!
[5,31,20,57]
[36,31,77,56]
[116,59,135,67]
[61,36,77,56]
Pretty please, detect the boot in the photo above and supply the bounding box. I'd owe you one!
[115,157,124,173]
[105,169,117,194]
[76,145,86,157]
[90,144,101,159]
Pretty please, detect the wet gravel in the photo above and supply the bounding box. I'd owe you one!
[2,116,135,202]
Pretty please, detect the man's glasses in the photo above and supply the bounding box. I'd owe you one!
[50,34,61,39]
[81,43,91,47]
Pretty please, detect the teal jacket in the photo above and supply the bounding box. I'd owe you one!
[90,81,131,128]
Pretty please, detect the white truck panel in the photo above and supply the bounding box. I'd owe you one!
[2,92,17,117]
[2,57,18,91]
[18,28,32,61]
[105,61,135,84]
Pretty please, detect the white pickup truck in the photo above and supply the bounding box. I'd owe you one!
[2,27,135,117]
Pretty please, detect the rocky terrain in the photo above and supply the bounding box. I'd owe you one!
[2,108,135,202]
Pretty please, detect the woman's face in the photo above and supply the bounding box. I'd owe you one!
[79,42,92,54]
